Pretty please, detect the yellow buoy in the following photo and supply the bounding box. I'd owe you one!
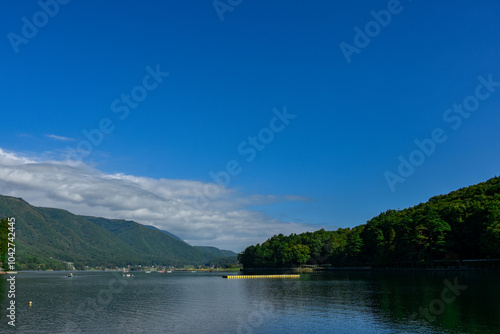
[29,301,32,307]
[223,274,300,279]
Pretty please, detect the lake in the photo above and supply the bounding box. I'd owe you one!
[1,271,499,333]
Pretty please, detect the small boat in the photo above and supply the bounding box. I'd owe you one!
[159,270,165,274]
[124,273,131,277]
[145,271,151,274]
[68,273,74,277]
[166,270,172,273]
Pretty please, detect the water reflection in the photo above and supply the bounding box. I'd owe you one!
[1,271,499,333]
[240,271,500,333]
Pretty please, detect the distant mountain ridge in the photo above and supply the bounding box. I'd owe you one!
[145,225,185,242]
[194,246,237,258]
[0,195,236,269]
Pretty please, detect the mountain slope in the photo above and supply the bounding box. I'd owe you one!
[0,195,236,269]
[0,196,137,267]
[84,216,211,265]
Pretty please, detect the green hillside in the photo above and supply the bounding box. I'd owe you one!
[239,176,500,268]
[84,216,214,265]
[0,195,237,270]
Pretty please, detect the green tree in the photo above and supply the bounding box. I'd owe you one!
[290,244,310,265]
[346,229,363,261]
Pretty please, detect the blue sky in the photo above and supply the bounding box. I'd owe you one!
[1,0,500,251]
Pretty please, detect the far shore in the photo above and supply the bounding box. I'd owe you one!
[242,266,500,273]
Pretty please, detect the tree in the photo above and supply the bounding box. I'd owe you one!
[290,244,310,265]
[346,230,363,261]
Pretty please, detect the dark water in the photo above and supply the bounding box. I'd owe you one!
[1,271,499,333]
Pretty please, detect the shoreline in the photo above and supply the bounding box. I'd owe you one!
[242,266,500,273]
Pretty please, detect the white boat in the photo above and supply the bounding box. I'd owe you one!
[145,271,151,274]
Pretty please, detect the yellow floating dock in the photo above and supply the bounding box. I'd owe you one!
[223,274,300,279]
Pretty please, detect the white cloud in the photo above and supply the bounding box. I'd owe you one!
[46,134,75,142]
[0,147,320,251]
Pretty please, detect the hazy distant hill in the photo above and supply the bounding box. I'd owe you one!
[195,246,237,258]
[0,195,236,269]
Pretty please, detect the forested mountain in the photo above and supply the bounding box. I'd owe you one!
[239,176,500,268]
[0,195,236,270]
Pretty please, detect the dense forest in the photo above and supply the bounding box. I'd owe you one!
[238,176,500,268]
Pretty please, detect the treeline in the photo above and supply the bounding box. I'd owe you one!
[16,257,73,271]
[238,176,500,268]
[208,256,239,268]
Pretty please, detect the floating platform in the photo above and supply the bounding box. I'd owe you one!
[223,274,300,279]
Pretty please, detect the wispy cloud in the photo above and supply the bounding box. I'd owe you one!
[234,194,315,206]
[18,133,37,140]
[46,134,75,142]
[0,147,320,251]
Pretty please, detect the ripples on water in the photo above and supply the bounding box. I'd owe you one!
[1,271,499,333]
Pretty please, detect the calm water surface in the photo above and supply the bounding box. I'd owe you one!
[1,271,499,333]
